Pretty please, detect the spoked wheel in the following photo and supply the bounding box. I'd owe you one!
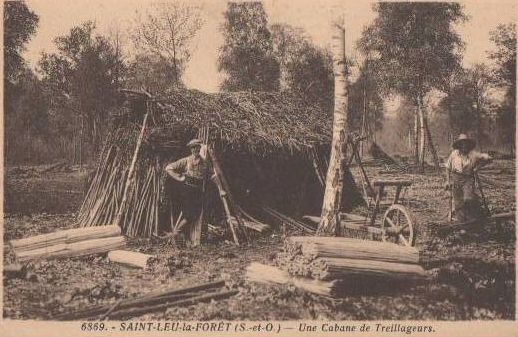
[381,204,416,246]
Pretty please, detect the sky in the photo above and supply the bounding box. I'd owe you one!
[23,0,517,93]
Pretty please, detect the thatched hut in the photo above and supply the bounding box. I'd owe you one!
[77,89,363,239]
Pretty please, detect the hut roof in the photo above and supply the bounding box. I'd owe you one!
[123,88,332,155]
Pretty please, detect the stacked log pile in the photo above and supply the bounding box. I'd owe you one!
[275,236,425,294]
[10,225,126,262]
[248,237,425,297]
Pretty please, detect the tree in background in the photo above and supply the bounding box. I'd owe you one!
[39,22,123,155]
[131,2,203,88]
[488,23,516,154]
[218,2,279,92]
[468,64,492,148]
[395,97,418,153]
[4,0,43,163]
[439,64,492,148]
[4,0,39,84]
[440,71,476,139]
[125,54,178,93]
[358,2,466,168]
[348,58,384,145]
[270,24,306,89]
[106,22,128,89]
[271,23,333,110]
[5,67,50,163]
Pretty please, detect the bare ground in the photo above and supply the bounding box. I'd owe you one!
[3,160,515,320]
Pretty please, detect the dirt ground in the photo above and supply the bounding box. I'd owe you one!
[3,159,515,320]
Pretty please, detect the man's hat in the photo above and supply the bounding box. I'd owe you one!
[187,139,203,148]
[452,134,475,150]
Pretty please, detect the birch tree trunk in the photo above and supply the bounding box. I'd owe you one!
[424,120,440,169]
[475,97,481,149]
[417,96,440,169]
[318,25,349,236]
[413,112,419,164]
[417,97,426,169]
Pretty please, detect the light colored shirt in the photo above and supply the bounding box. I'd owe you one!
[445,149,491,174]
[166,155,210,180]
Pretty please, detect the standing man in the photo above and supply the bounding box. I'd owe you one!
[445,134,492,222]
[165,139,212,238]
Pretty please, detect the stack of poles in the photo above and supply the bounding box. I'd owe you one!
[119,161,161,237]
[77,138,127,229]
[10,225,126,262]
[78,114,162,237]
[278,236,426,283]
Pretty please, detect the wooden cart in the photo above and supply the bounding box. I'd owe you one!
[340,179,417,247]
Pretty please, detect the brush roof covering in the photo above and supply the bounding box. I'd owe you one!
[116,88,332,156]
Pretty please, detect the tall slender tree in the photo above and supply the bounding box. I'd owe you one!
[348,58,384,143]
[358,2,466,168]
[218,2,279,92]
[318,23,349,235]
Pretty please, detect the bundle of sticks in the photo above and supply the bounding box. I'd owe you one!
[276,236,426,291]
[54,280,236,320]
[77,135,162,237]
[10,225,126,262]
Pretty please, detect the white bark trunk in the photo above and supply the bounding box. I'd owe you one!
[318,25,349,235]
[414,112,419,164]
[424,119,440,169]
[417,97,426,168]
[417,96,439,169]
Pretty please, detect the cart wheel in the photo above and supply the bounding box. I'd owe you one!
[381,204,416,246]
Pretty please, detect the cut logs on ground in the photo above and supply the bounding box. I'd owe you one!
[10,225,126,262]
[272,236,426,295]
[107,250,156,269]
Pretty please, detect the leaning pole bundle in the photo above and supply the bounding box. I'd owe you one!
[318,22,349,235]
[77,92,161,238]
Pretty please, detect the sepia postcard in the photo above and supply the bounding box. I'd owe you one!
[1,0,517,336]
